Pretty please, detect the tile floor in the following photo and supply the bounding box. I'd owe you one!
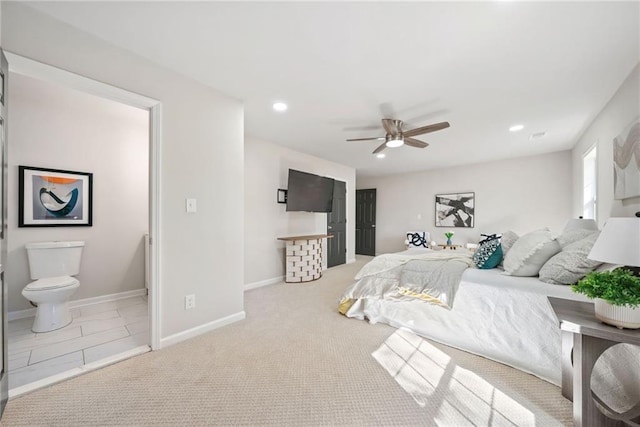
[7,296,149,389]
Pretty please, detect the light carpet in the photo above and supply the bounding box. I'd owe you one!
[0,257,571,426]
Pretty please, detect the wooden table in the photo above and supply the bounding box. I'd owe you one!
[548,297,640,427]
[277,234,333,283]
[437,244,463,250]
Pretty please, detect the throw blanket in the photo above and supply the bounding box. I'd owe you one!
[339,251,473,314]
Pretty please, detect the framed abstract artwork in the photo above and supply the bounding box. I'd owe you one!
[19,166,93,227]
[435,192,475,228]
[613,118,640,200]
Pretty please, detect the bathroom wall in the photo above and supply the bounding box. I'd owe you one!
[8,72,149,312]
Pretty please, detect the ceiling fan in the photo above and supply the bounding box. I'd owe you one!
[346,119,450,154]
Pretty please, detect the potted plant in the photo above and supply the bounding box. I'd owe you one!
[444,231,454,246]
[571,268,640,329]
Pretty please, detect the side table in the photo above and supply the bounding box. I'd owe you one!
[548,297,640,427]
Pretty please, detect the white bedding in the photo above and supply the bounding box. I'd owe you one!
[344,252,591,385]
[343,249,640,413]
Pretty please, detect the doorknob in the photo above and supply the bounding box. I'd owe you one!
[372,224,376,228]
[328,226,333,229]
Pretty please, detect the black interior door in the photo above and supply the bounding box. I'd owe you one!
[327,180,346,268]
[0,49,9,416]
[356,189,376,256]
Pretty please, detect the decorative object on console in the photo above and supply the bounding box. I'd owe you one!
[444,231,454,245]
[613,118,640,200]
[406,231,429,248]
[571,215,640,328]
[503,229,560,277]
[435,192,474,228]
[18,166,93,227]
[473,234,503,269]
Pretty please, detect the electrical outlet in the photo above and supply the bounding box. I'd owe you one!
[185,294,195,310]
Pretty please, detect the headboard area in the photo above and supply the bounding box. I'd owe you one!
[406,231,430,248]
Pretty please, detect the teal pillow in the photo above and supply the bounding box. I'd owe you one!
[473,234,503,269]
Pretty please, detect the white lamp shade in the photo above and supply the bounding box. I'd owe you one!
[588,217,640,266]
[563,218,598,232]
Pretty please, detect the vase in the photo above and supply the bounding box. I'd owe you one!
[594,298,640,329]
[446,238,452,245]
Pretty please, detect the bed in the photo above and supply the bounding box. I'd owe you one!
[340,246,640,413]
[341,248,592,385]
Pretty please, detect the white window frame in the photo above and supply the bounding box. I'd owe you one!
[583,145,597,221]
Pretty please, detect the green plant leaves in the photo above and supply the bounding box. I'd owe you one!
[571,268,640,308]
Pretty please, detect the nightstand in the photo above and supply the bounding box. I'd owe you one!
[548,297,640,427]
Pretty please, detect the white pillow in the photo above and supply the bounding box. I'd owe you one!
[499,230,519,267]
[503,229,561,277]
[557,228,598,249]
[539,232,601,285]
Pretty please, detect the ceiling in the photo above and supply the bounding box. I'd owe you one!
[26,1,640,177]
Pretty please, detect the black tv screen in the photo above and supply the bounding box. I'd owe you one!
[286,169,335,212]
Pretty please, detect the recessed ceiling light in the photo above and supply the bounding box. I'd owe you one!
[272,102,288,112]
[509,124,524,132]
[530,131,547,140]
[376,153,386,159]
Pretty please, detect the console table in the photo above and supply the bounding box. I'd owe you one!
[548,297,640,427]
[277,234,333,283]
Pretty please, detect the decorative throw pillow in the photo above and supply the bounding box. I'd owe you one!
[499,230,519,267]
[503,229,561,277]
[406,231,430,248]
[557,228,598,249]
[473,234,503,269]
[539,232,602,285]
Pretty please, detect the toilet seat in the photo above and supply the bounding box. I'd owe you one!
[25,276,79,291]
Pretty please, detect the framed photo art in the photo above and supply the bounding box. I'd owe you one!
[435,192,475,228]
[19,166,93,227]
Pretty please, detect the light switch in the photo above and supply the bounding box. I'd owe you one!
[186,198,197,213]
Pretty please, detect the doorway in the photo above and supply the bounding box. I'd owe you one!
[356,189,376,256]
[327,180,346,268]
[4,53,161,397]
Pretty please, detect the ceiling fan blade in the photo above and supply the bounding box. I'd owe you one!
[403,121,450,137]
[372,141,387,154]
[381,119,402,135]
[404,137,429,148]
[346,137,385,142]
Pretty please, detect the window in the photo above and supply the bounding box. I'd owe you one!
[583,146,597,220]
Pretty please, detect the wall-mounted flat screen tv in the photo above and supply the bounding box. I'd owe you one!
[286,169,335,212]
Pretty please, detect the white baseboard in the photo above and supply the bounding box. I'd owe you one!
[347,258,357,264]
[9,288,147,321]
[244,276,284,291]
[159,311,246,349]
[9,345,150,399]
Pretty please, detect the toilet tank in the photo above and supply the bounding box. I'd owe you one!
[25,241,85,279]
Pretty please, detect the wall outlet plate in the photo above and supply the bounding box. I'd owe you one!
[185,294,195,310]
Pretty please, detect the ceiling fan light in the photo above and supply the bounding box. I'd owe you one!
[386,138,404,148]
[376,153,386,159]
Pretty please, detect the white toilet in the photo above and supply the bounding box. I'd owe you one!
[22,241,85,333]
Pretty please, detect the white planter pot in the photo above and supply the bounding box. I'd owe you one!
[594,298,640,329]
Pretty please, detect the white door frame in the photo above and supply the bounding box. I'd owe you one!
[5,52,162,350]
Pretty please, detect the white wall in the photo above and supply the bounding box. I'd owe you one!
[244,137,356,287]
[2,3,244,339]
[357,151,573,255]
[571,64,640,224]
[8,73,148,312]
